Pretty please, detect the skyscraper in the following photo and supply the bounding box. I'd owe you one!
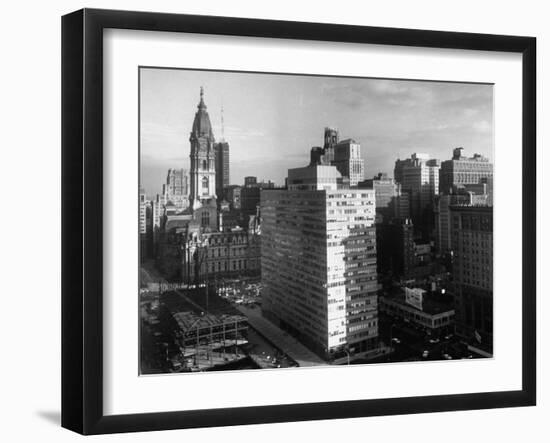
[214,141,230,201]
[322,126,339,163]
[394,153,440,234]
[261,164,379,360]
[189,87,217,210]
[358,172,401,221]
[332,139,365,187]
[450,204,493,356]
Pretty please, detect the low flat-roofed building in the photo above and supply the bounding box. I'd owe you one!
[380,289,455,332]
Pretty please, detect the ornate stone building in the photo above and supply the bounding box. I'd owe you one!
[189,87,217,209]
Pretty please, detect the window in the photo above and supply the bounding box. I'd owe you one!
[201,211,210,227]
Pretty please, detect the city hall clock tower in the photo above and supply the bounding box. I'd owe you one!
[189,87,217,210]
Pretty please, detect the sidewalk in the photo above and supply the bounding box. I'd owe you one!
[236,305,326,367]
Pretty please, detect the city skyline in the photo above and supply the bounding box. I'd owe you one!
[140,68,493,198]
[140,66,495,374]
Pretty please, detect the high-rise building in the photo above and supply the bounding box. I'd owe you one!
[377,218,415,278]
[434,190,490,254]
[332,139,365,187]
[161,168,188,211]
[358,173,401,221]
[440,147,493,195]
[394,153,440,234]
[261,164,379,360]
[322,127,339,163]
[450,205,493,355]
[189,87,217,210]
[214,141,230,201]
[139,188,147,235]
[309,129,365,187]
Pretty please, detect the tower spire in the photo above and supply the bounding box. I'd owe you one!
[198,86,206,110]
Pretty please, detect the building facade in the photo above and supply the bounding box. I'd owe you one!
[214,141,230,201]
[161,168,189,211]
[332,139,365,187]
[440,147,493,195]
[377,218,415,279]
[450,205,493,355]
[358,173,401,221]
[261,165,379,360]
[394,153,440,235]
[434,191,490,254]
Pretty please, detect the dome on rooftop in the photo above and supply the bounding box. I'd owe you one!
[190,87,214,140]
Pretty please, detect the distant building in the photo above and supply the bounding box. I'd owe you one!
[358,173,401,221]
[450,205,493,356]
[395,191,411,220]
[139,188,147,235]
[440,147,493,195]
[309,128,364,187]
[323,127,339,163]
[240,179,277,216]
[261,164,379,361]
[214,141,230,201]
[224,185,242,210]
[394,153,440,236]
[161,168,189,211]
[332,139,365,187]
[434,188,491,254]
[377,218,415,279]
[244,176,257,187]
[139,188,149,261]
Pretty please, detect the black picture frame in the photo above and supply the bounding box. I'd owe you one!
[61,8,536,435]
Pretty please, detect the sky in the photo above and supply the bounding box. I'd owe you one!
[140,67,493,198]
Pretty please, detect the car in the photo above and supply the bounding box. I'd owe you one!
[422,350,429,358]
[429,338,440,344]
[442,353,452,360]
[391,337,401,344]
[444,334,453,340]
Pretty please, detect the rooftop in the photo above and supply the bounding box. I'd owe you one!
[383,289,454,316]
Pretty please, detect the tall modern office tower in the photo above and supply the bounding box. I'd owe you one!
[450,205,493,356]
[394,153,440,233]
[189,87,217,210]
[139,188,147,235]
[161,168,189,210]
[439,147,493,195]
[261,164,379,360]
[214,141,230,201]
[332,139,365,187]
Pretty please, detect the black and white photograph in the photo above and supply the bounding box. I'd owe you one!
[139,68,494,374]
